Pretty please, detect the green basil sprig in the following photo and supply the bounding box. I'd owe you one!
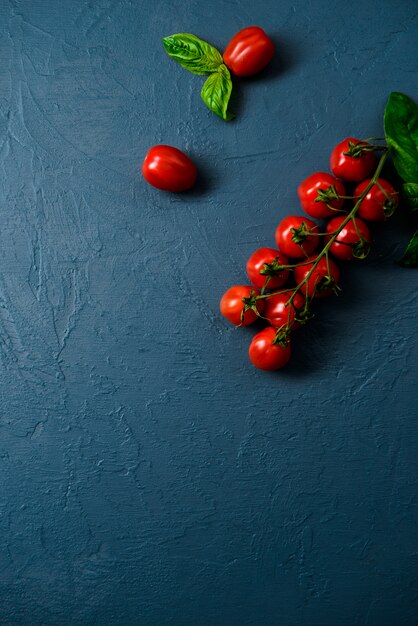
[163,33,233,121]
[201,64,233,121]
[384,92,418,266]
[402,182,418,210]
[162,33,223,75]
[398,228,418,267]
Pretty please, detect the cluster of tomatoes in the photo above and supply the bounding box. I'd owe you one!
[220,138,399,371]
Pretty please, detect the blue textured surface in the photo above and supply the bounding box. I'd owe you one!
[1,1,418,624]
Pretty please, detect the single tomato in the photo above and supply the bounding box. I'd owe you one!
[275,215,319,258]
[220,285,264,326]
[325,216,370,261]
[246,247,289,289]
[249,327,291,370]
[142,145,197,192]
[223,26,275,77]
[264,291,305,329]
[298,172,346,218]
[355,178,399,221]
[330,137,376,182]
[294,255,340,299]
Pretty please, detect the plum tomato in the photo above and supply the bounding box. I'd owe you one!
[249,326,291,370]
[294,255,340,299]
[355,178,399,221]
[246,247,289,289]
[275,215,319,258]
[330,137,376,182]
[223,26,275,77]
[142,145,197,192]
[264,291,305,330]
[220,285,264,326]
[298,172,346,218]
[325,216,370,261]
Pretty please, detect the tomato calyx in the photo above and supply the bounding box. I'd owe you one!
[352,238,370,259]
[290,221,314,245]
[314,184,342,206]
[375,179,399,218]
[383,198,397,218]
[240,289,261,324]
[294,304,314,325]
[343,139,377,158]
[259,257,288,278]
[315,274,341,296]
[272,326,291,347]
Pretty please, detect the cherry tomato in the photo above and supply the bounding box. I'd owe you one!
[142,145,197,192]
[325,216,370,261]
[223,26,275,77]
[249,327,291,371]
[275,216,319,259]
[246,247,289,290]
[220,285,264,326]
[330,137,376,182]
[294,255,340,299]
[298,172,346,218]
[264,291,305,329]
[355,178,399,221]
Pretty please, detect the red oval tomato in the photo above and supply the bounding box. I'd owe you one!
[264,291,305,329]
[294,255,340,299]
[249,327,291,370]
[355,178,399,221]
[330,137,376,182]
[223,26,275,77]
[325,216,370,261]
[298,172,346,218]
[246,247,289,289]
[275,216,319,258]
[220,285,264,326]
[142,145,197,192]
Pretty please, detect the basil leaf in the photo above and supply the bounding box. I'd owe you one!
[398,229,418,267]
[162,33,223,75]
[384,92,418,183]
[201,64,234,121]
[403,182,418,210]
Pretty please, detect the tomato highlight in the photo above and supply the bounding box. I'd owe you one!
[223,26,275,77]
[275,215,319,258]
[142,145,197,192]
[298,172,346,218]
[220,285,264,326]
[246,247,289,289]
[330,137,376,182]
[326,216,370,261]
[249,327,291,371]
[355,178,399,221]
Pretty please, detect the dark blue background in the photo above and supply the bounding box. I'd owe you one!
[1,1,417,624]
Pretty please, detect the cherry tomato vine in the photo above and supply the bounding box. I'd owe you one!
[220,139,401,371]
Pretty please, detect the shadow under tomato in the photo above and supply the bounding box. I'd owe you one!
[176,155,218,197]
[227,33,304,121]
[279,319,334,376]
[247,33,303,82]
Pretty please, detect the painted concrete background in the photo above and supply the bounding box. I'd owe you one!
[0,0,417,624]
